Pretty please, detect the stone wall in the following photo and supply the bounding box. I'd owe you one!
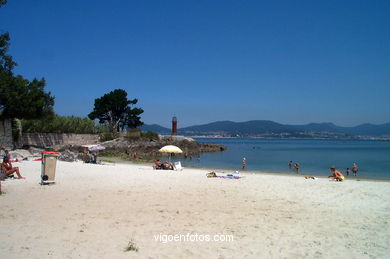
[0,119,13,149]
[21,133,100,148]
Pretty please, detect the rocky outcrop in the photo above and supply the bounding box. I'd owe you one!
[58,150,77,162]
[47,137,226,162]
[3,136,226,163]
[97,137,227,161]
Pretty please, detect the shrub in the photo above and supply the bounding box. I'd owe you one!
[126,128,141,139]
[99,132,116,142]
[21,114,107,134]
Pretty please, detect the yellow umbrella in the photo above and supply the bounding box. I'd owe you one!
[159,145,183,162]
[159,145,183,153]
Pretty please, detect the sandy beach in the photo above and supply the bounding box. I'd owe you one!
[1,160,389,258]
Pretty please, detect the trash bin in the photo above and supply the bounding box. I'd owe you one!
[41,151,59,185]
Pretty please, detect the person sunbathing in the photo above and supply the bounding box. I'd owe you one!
[153,160,163,170]
[1,156,25,179]
[163,161,174,170]
[328,166,344,181]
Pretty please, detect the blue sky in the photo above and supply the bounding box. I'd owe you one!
[1,0,389,128]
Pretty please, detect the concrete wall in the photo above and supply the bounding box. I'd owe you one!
[21,133,100,148]
[0,119,13,149]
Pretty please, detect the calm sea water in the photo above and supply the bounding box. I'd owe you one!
[178,138,390,179]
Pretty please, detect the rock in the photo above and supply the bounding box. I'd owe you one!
[10,149,35,160]
[97,136,227,162]
[27,147,45,157]
[58,150,77,162]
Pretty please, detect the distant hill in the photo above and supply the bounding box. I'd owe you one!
[347,123,390,136]
[180,120,293,135]
[140,120,390,138]
[290,122,345,133]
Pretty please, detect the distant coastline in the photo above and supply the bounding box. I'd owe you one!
[189,135,386,141]
[141,120,390,139]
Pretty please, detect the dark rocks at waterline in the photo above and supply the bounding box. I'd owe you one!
[98,137,227,161]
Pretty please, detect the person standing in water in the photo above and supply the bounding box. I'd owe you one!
[288,161,293,169]
[242,158,246,170]
[294,162,300,174]
[352,163,358,176]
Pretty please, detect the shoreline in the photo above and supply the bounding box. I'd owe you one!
[105,157,390,183]
[192,136,386,141]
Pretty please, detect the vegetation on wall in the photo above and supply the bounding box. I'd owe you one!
[21,115,107,134]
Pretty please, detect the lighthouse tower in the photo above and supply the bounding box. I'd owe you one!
[172,115,177,135]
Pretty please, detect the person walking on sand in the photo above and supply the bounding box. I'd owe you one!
[242,158,246,170]
[352,163,358,176]
[1,156,25,179]
[329,166,344,181]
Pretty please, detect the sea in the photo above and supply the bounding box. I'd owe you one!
[178,138,390,180]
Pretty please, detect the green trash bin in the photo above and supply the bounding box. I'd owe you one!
[41,151,59,185]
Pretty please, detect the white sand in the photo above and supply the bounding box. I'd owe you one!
[1,160,389,258]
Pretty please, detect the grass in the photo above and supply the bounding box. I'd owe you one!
[124,240,139,252]
[99,151,123,157]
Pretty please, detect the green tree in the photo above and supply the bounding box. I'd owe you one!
[0,32,16,74]
[0,75,54,119]
[88,89,144,133]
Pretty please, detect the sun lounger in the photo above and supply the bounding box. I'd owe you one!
[174,161,183,171]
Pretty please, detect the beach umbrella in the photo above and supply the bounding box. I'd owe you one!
[159,145,183,162]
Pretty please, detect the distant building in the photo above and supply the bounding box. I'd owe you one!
[172,115,177,135]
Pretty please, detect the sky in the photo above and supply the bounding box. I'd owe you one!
[1,0,389,128]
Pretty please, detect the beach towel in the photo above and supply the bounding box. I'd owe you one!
[217,175,240,179]
[207,171,241,179]
[207,172,217,178]
[304,176,318,180]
